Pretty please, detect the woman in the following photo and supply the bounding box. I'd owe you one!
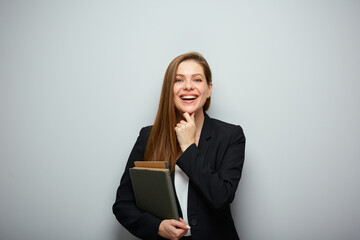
[113,52,246,240]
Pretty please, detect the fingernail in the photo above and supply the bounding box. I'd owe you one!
[186,225,191,229]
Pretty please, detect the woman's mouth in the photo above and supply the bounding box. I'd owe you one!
[180,95,198,101]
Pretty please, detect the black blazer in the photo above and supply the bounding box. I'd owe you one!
[113,113,246,240]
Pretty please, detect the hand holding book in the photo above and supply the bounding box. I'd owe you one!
[158,218,190,239]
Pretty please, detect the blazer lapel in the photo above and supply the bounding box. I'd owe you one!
[187,112,212,217]
[198,112,212,154]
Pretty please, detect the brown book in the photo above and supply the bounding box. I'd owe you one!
[129,161,179,220]
[134,161,169,169]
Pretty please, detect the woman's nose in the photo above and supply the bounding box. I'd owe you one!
[184,79,194,90]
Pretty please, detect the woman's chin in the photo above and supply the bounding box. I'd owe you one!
[178,108,194,114]
[177,107,203,116]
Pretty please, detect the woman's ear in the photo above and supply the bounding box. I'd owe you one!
[207,82,213,98]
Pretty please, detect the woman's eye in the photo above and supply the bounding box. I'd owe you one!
[175,79,183,82]
[194,79,201,82]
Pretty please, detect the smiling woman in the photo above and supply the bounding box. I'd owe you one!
[144,53,214,173]
[113,52,246,240]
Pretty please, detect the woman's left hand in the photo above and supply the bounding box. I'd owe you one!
[175,112,196,152]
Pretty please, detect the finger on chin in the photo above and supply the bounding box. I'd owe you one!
[183,112,193,122]
[183,112,190,119]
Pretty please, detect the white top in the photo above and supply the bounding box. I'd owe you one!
[174,165,191,236]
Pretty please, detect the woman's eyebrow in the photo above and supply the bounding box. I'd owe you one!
[192,74,205,78]
[176,73,205,77]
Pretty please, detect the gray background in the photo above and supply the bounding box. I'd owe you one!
[1,0,359,239]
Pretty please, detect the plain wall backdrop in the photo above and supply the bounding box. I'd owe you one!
[1,0,359,239]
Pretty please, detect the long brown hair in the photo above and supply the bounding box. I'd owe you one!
[144,52,212,172]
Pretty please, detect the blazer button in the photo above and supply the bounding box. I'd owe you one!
[190,219,198,226]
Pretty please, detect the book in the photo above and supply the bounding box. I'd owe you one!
[129,161,179,220]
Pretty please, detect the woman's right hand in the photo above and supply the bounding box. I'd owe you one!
[158,218,190,240]
[174,112,196,152]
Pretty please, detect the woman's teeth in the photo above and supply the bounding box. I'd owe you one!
[181,96,197,100]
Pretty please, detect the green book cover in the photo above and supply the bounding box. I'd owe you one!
[129,168,179,220]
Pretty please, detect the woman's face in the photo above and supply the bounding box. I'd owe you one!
[173,60,212,115]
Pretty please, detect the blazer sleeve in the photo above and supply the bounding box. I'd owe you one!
[112,127,162,240]
[176,125,246,209]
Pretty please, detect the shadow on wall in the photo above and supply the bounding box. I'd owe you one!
[112,222,139,240]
